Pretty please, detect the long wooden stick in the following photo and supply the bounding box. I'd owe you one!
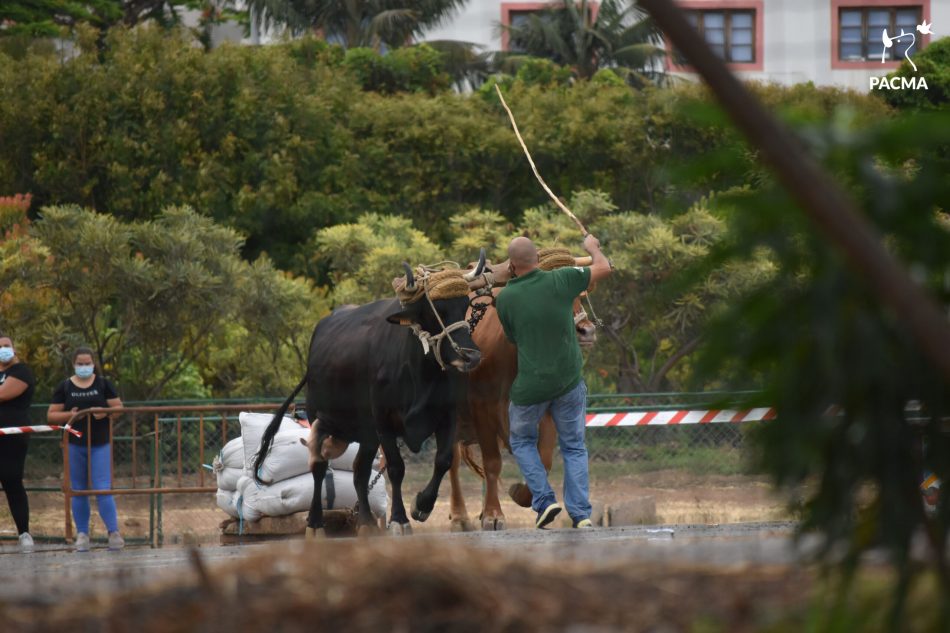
[495,84,588,236]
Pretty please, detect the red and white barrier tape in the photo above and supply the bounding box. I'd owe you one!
[585,407,776,427]
[0,425,82,438]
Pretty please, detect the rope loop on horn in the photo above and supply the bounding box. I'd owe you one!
[538,247,576,271]
[392,265,478,371]
[394,267,471,305]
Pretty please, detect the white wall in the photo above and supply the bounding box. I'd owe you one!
[422,0,503,50]
[217,0,948,90]
[672,0,949,90]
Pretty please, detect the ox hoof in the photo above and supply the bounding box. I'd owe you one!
[410,497,431,523]
[388,522,413,536]
[481,516,506,531]
[304,527,326,540]
[508,483,533,508]
[357,524,381,538]
[450,517,476,533]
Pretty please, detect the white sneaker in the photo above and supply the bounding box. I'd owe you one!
[75,532,90,552]
[108,531,125,550]
[18,532,34,553]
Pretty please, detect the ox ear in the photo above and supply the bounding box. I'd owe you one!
[386,302,422,326]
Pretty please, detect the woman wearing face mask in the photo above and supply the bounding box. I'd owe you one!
[0,334,37,553]
[47,347,124,552]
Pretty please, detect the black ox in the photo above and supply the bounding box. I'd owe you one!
[253,252,488,536]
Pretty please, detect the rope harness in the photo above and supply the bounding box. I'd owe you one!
[400,270,477,372]
[581,293,604,328]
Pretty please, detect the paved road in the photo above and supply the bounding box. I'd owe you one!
[0,521,809,606]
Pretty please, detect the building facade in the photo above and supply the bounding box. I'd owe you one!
[423,0,946,89]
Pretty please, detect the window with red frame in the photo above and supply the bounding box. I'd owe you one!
[684,9,756,63]
[838,6,922,62]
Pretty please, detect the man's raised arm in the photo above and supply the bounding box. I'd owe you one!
[583,234,611,287]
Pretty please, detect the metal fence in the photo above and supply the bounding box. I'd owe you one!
[2,392,781,546]
[583,390,767,477]
[4,403,283,547]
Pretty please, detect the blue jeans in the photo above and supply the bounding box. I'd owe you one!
[69,443,119,534]
[508,380,591,521]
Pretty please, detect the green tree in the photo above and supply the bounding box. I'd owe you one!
[424,39,494,91]
[0,27,358,268]
[202,257,326,397]
[881,35,950,111]
[681,97,950,621]
[500,0,666,83]
[0,194,62,395]
[343,43,451,93]
[2,204,327,399]
[0,27,893,275]
[0,1,240,38]
[0,1,120,37]
[311,213,445,305]
[448,190,773,394]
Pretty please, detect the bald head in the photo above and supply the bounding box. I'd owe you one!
[508,237,539,276]
[508,237,538,277]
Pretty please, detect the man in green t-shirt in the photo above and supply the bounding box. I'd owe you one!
[496,234,612,528]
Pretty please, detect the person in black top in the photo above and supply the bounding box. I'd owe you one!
[0,333,36,553]
[47,347,124,552]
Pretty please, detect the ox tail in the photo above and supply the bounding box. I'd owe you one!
[460,442,486,481]
[252,372,308,484]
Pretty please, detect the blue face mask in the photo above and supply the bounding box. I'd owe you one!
[0,347,14,363]
[75,365,95,379]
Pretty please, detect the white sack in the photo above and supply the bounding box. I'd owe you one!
[254,428,310,483]
[235,475,262,521]
[242,469,388,519]
[324,468,388,518]
[219,437,244,470]
[329,443,382,472]
[235,475,253,495]
[216,467,243,491]
[239,412,298,473]
[254,432,383,482]
[216,489,240,518]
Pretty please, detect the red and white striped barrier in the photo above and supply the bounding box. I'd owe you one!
[0,425,82,438]
[585,408,776,427]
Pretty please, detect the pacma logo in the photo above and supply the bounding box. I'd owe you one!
[870,19,934,90]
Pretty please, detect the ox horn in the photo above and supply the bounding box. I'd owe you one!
[463,248,487,282]
[574,256,593,266]
[402,262,416,290]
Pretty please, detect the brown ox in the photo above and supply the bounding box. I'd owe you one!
[449,278,597,531]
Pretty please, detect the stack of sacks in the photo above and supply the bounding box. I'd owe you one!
[241,442,388,521]
[213,437,245,518]
[216,412,388,523]
[213,412,297,519]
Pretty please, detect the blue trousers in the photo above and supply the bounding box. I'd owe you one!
[508,380,592,521]
[69,443,119,534]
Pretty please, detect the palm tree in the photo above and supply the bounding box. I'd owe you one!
[500,0,667,84]
[246,0,470,50]
[424,39,495,90]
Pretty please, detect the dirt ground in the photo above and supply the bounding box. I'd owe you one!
[2,469,791,544]
[404,469,790,535]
